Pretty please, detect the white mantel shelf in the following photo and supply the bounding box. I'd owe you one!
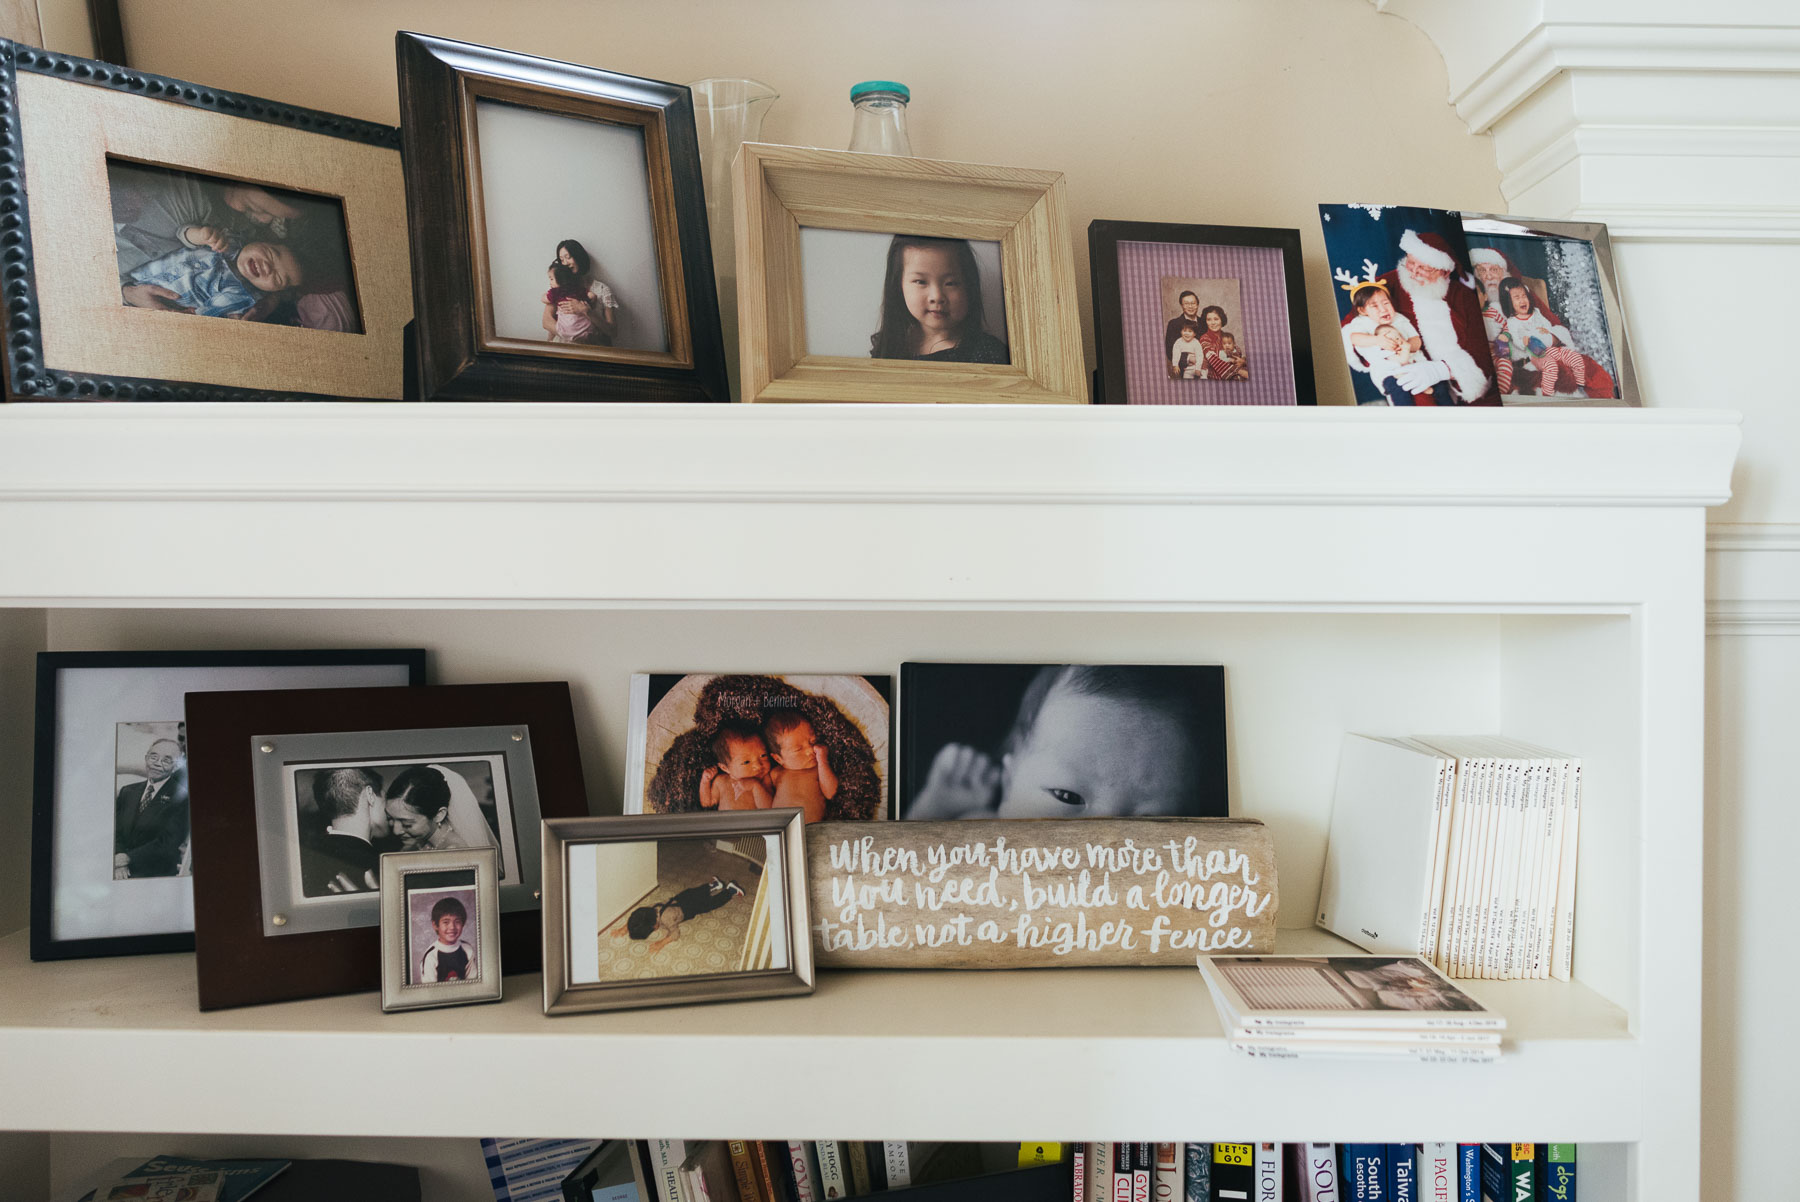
[0,404,1742,608]
[0,929,1636,1142]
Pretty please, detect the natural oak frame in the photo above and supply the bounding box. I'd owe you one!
[733,143,1087,405]
[396,32,728,403]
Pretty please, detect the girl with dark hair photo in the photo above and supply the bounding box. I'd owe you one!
[541,237,619,346]
[868,235,1009,363]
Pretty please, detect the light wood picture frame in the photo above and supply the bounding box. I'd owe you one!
[0,39,411,402]
[541,810,814,1015]
[733,143,1087,405]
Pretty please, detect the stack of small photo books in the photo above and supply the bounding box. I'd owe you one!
[1196,954,1504,1063]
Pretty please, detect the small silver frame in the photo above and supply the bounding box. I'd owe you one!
[1458,212,1641,407]
[542,809,815,1016]
[380,846,503,1012]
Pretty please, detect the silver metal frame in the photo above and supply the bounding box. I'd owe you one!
[541,809,815,1016]
[380,845,503,1012]
[1458,212,1641,407]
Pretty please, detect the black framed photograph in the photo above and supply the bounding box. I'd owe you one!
[1089,220,1313,406]
[541,810,813,1015]
[896,663,1229,820]
[1459,213,1639,406]
[0,39,412,403]
[186,680,588,1010]
[395,32,727,403]
[29,649,424,962]
[380,845,503,1012]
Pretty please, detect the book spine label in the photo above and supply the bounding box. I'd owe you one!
[754,1141,786,1202]
[1154,1143,1182,1202]
[1211,1144,1253,1202]
[883,1142,911,1190]
[787,1141,818,1202]
[1296,1143,1338,1202]
[814,1141,846,1200]
[1114,1143,1135,1202]
[1133,1142,1153,1202]
[1552,761,1582,981]
[1456,1146,1479,1202]
[1184,1143,1211,1202]
[1544,1144,1575,1202]
[729,1141,765,1202]
[1073,1144,1087,1202]
[1508,1145,1532,1202]
[651,1139,686,1202]
[1253,1144,1281,1202]
[1478,1146,1506,1202]
[1342,1144,1385,1202]
[1389,1145,1414,1202]
[1090,1142,1113,1202]
[1418,1143,1454,1202]
[845,1141,871,1198]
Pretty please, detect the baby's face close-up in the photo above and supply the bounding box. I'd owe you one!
[236,241,301,293]
[770,723,818,769]
[997,683,1197,818]
[720,735,770,780]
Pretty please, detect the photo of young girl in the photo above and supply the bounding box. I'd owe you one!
[897,663,1228,820]
[1464,238,1621,401]
[798,228,1009,363]
[626,674,890,822]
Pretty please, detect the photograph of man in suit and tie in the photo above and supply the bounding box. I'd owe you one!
[112,721,190,880]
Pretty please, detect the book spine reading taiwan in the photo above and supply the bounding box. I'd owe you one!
[1389,1145,1414,1202]
[1184,1143,1210,1202]
[1210,1144,1253,1202]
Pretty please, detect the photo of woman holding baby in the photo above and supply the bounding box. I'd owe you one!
[627,673,890,823]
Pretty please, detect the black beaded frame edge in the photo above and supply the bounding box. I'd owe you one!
[0,38,403,404]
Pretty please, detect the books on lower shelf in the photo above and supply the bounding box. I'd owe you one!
[1316,734,1582,981]
[573,1142,1067,1202]
[1196,953,1505,1063]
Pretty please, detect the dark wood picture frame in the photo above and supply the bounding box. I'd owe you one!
[29,648,426,962]
[1088,219,1315,406]
[0,38,411,403]
[395,32,727,403]
[187,680,588,1010]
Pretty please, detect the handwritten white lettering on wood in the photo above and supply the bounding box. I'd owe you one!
[806,818,1278,967]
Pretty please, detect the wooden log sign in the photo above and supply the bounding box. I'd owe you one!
[805,817,1278,968]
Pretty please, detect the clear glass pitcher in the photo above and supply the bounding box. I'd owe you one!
[689,78,779,402]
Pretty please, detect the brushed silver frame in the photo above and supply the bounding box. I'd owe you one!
[541,809,814,1015]
[380,845,503,1012]
[1458,212,1640,407]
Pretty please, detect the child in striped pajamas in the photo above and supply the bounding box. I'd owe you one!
[1499,277,1586,396]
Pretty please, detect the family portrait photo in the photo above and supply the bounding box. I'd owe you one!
[1463,227,1622,401]
[800,228,1010,364]
[405,872,481,986]
[1162,277,1250,382]
[569,832,788,986]
[111,721,189,881]
[290,755,518,899]
[896,663,1229,820]
[627,673,891,823]
[108,160,362,332]
[1320,204,1500,407]
[474,98,669,356]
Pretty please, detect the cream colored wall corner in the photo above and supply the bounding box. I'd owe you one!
[1383,5,1800,1201]
[116,0,1502,407]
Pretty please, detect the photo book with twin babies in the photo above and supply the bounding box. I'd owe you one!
[896,663,1228,821]
[623,673,892,823]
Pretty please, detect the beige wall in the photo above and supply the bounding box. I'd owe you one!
[116,0,1503,405]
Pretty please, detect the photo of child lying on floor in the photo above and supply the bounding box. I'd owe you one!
[567,831,790,986]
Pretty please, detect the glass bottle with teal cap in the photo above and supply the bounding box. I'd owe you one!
[847,81,913,156]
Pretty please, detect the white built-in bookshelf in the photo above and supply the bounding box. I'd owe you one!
[0,403,1738,1200]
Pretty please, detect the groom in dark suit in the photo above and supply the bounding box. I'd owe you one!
[113,738,189,878]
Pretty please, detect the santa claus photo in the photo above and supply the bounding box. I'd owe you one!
[1464,230,1625,402]
[1319,204,1500,407]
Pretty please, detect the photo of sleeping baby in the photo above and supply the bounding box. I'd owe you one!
[626,673,891,823]
[1161,277,1250,381]
[108,159,361,331]
[472,98,670,355]
[568,832,789,985]
[897,663,1228,820]
[798,228,1010,364]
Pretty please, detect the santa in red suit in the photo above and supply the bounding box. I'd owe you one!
[1340,229,1498,406]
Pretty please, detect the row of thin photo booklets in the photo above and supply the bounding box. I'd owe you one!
[1317,735,1583,980]
[1077,1143,1577,1202]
